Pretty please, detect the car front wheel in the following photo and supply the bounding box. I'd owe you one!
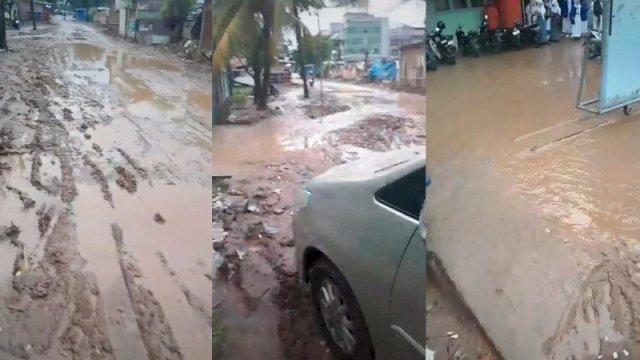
[308,259,373,360]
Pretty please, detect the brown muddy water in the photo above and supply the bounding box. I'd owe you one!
[212,82,425,175]
[427,38,640,359]
[0,20,212,359]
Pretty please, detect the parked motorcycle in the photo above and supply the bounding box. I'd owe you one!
[426,46,438,71]
[586,30,602,60]
[455,25,480,57]
[502,21,523,50]
[478,14,503,53]
[429,21,457,65]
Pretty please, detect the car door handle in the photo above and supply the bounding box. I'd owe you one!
[390,325,425,356]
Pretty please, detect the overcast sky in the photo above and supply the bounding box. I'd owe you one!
[298,0,426,34]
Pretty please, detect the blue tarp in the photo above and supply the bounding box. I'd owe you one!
[74,8,88,21]
[368,60,397,81]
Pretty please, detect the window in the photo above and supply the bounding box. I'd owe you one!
[452,0,469,8]
[469,0,484,6]
[434,0,450,11]
[375,167,426,220]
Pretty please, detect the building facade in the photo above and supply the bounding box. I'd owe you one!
[389,25,425,59]
[342,12,390,61]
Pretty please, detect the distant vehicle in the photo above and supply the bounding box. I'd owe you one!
[294,147,427,360]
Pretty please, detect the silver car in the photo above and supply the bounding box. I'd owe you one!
[293,147,427,360]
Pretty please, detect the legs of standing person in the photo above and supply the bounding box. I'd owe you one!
[538,16,549,45]
[550,17,561,41]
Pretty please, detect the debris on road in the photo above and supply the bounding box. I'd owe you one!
[154,213,166,224]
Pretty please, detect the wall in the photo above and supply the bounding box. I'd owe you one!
[399,44,425,89]
[18,1,44,21]
[426,0,483,34]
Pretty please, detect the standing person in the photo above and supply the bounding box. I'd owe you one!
[548,0,562,42]
[580,0,590,35]
[571,0,582,40]
[533,0,548,46]
[561,0,572,34]
[593,0,603,31]
[525,0,535,25]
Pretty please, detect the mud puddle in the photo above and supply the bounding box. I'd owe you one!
[427,38,640,359]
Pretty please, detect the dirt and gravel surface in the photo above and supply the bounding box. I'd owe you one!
[0,19,211,359]
[213,82,433,359]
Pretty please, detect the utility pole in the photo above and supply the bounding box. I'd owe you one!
[29,0,36,30]
[0,0,7,50]
[316,10,323,109]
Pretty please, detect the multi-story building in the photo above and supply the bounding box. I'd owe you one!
[341,12,390,61]
[389,25,425,59]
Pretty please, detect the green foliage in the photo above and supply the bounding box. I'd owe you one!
[161,0,194,18]
[230,86,252,108]
[295,32,333,66]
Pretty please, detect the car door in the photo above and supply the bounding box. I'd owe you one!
[373,167,426,359]
[387,222,425,359]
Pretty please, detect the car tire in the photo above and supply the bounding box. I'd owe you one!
[308,259,373,360]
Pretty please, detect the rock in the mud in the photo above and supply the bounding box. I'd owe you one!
[246,199,260,214]
[154,213,166,224]
[84,133,91,140]
[273,207,285,215]
[79,123,88,132]
[245,221,264,240]
[264,193,280,207]
[263,224,279,238]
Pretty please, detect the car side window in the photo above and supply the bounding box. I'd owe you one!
[375,167,426,220]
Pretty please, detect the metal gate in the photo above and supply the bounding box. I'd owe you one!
[577,0,640,115]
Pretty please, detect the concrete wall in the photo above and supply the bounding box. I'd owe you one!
[426,0,484,34]
[18,0,44,21]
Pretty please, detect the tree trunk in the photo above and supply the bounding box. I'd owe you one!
[0,0,7,50]
[251,43,263,105]
[29,0,36,30]
[292,2,308,98]
[257,0,273,111]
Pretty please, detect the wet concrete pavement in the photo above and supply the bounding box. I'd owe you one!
[0,19,211,359]
[427,40,640,359]
[212,82,425,360]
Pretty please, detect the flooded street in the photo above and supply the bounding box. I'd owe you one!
[0,19,211,359]
[212,81,424,360]
[427,40,640,359]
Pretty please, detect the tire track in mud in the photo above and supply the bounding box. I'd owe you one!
[110,224,184,360]
[83,155,114,207]
[544,252,640,359]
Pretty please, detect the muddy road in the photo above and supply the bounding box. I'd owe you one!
[212,82,425,360]
[0,20,212,359]
[427,40,640,359]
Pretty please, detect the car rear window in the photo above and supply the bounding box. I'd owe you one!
[374,167,426,220]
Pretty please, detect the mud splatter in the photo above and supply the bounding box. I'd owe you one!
[116,148,148,178]
[154,213,166,224]
[6,186,36,209]
[36,204,56,238]
[83,155,113,206]
[92,143,103,156]
[115,165,137,194]
[0,223,22,247]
